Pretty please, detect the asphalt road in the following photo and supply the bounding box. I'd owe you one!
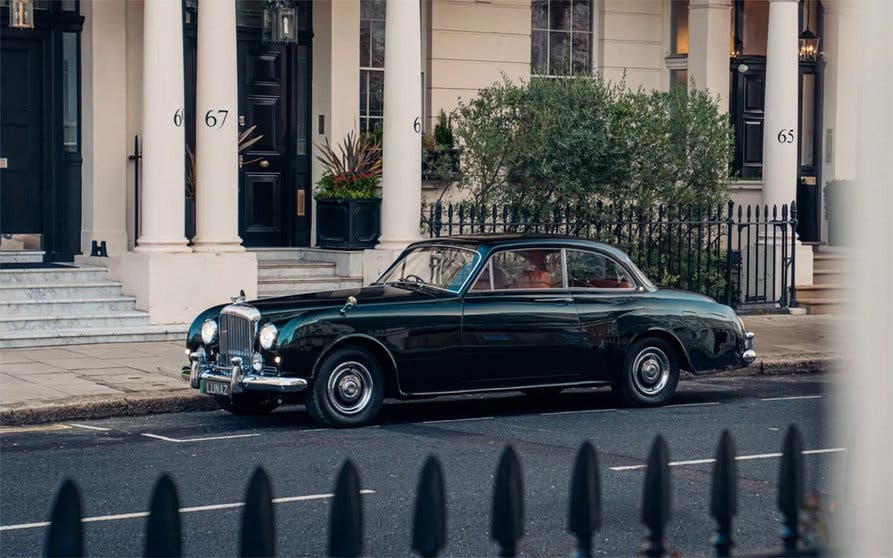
[0,373,838,557]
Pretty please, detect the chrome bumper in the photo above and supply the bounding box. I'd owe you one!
[181,352,308,395]
[741,331,756,364]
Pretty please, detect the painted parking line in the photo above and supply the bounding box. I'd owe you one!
[142,433,260,443]
[0,424,72,435]
[0,490,376,532]
[609,447,847,471]
[760,395,823,402]
[68,423,112,432]
[665,402,721,408]
[421,416,495,424]
[541,408,616,416]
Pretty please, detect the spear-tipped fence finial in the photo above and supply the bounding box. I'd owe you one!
[412,455,447,557]
[641,435,671,558]
[491,445,524,558]
[329,460,364,558]
[710,430,738,557]
[45,478,84,558]
[145,474,181,557]
[240,467,275,558]
[778,425,804,556]
[568,440,601,558]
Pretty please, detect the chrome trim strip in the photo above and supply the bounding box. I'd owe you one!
[198,369,309,393]
[406,379,612,397]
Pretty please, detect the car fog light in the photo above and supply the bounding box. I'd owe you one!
[201,319,218,345]
[252,352,264,372]
[259,323,278,350]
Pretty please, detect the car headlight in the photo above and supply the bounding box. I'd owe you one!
[201,319,218,345]
[737,315,746,332]
[259,323,278,350]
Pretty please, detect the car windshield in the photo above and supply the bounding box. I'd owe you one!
[377,246,479,293]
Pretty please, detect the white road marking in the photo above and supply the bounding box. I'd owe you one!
[541,408,616,416]
[422,416,495,424]
[141,433,260,443]
[0,490,375,532]
[609,447,847,471]
[760,395,823,401]
[68,423,111,432]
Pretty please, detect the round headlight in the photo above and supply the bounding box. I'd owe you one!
[201,319,218,345]
[259,323,278,350]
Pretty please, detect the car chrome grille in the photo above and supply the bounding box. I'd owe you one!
[218,304,260,361]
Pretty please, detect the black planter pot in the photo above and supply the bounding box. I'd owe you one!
[316,198,381,250]
[185,197,196,242]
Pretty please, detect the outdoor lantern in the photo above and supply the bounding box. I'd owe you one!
[799,28,820,62]
[8,0,34,29]
[263,0,297,44]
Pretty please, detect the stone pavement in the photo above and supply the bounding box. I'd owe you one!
[0,314,840,424]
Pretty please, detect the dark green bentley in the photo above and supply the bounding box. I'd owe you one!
[183,235,755,427]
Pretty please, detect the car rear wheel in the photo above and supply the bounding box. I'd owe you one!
[215,394,280,415]
[305,346,385,427]
[613,337,680,407]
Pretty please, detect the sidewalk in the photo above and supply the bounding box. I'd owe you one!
[0,314,840,425]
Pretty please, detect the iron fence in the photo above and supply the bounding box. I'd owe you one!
[40,426,822,557]
[422,200,799,310]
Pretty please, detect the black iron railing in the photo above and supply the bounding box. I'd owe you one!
[422,200,798,310]
[40,426,820,557]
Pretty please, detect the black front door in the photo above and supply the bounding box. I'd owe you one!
[0,35,45,235]
[730,59,766,179]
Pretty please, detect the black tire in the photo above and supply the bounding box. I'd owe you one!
[215,394,280,415]
[613,337,680,407]
[305,346,385,427]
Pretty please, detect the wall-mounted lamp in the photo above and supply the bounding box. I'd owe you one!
[799,1,820,63]
[263,0,297,44]
[8,0,34,29]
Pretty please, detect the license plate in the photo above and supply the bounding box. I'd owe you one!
[204,380,230,396]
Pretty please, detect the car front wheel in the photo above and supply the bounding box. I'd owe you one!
[305,346,385,427]
[613,337,680,406]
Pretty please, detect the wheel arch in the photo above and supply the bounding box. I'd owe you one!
[630,329,693,371]
[312,334,402,397]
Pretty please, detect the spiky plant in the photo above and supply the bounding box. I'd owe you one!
[314,131,383,199]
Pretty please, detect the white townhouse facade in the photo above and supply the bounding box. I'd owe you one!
[0,0,862,342]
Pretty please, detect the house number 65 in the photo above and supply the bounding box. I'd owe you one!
[413,117,421,133]
[777,129,795,144]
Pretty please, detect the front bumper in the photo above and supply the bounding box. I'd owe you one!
[181,352,308,395]
[741,331,756,364]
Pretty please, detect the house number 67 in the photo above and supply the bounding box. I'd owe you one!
[413,117,421,133]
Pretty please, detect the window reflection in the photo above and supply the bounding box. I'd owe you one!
[531,0,592,76]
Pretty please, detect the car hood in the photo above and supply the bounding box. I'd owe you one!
[247,284,441,316]
[655,287,718,304]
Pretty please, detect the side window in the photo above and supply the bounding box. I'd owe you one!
[474,248,564,291]
[566,250,635,289]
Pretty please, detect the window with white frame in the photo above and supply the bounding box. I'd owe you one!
[359,0,385,133]
[531,0,593,76]
[667,0,689,90]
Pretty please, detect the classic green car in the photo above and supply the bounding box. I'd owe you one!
[183,235,755,427]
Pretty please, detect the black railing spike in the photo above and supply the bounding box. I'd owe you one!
[240,467,275,558]
[329,460,364,558]
[568,440,601,558]
[710,430,737,557]
[412,455,447,557]
[145,474,181,557]
[491,445,524,558]
[778,425,804,556]
[45,478,84,558]
[640,435,671,558]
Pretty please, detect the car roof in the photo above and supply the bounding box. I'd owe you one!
[411,234,632,260]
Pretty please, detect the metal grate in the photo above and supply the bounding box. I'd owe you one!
[219,311,254,361]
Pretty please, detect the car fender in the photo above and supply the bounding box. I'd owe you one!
[312,333,404,395]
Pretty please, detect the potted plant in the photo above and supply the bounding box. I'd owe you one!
[314,131,382,249]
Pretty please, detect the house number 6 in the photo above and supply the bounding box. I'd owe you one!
[777,129,795,144]
[413,117,421,133]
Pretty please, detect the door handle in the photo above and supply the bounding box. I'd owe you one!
[534,296,573,304]
[259,160,269,168]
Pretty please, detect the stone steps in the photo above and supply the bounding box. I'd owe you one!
[0,250,45,264]
[0,267,109,284]
[257,276,364,299]
[0,281,124,300]
[0,323,188,349]
[256,260,337,278]
[812,269,845,285]
[795,298,847,315]
[0,311,151,333]
[0,297,139,316]
[252,248,363,299]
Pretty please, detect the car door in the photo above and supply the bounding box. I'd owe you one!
[566,249,639,380]
[459,247,583,390]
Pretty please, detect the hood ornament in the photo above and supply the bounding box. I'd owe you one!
[231,289,247,304]
[340,295,358,316]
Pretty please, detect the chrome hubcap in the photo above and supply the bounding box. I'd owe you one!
[632,348,670,396]
[327,361,373,415]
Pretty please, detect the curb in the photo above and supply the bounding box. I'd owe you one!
[1,358,835,427]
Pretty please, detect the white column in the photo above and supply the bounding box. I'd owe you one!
[135,0,190,253]
[191,0,244,252]
[377,0,422,250]
[761,0,799,209]
[688,0,731,113]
